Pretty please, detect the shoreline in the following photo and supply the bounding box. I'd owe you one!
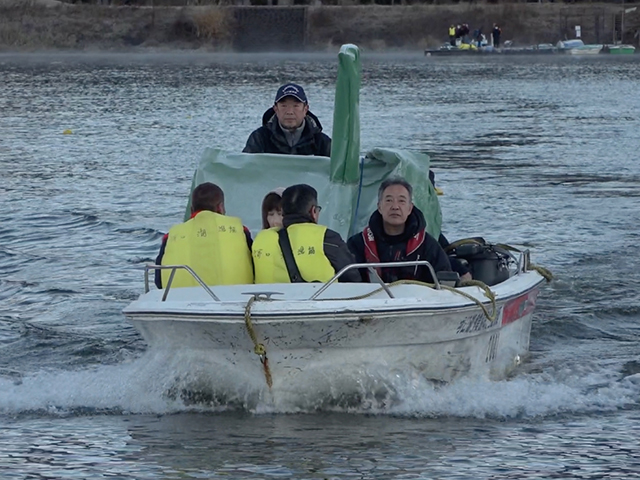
[1,3,638,52]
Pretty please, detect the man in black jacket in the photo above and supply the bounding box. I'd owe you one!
[347,177,452,283]
[243,83,332,157]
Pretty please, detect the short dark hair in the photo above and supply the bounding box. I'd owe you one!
[261,192,282,229]
[378,177,413,202]
[282,184,318,216]
[191,182,224,212]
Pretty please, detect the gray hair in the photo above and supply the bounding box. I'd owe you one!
[377,177,413,202]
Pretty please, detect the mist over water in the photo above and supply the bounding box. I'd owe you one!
[1,52,639,478]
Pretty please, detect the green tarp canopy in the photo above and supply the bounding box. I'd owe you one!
[185,44,442,241]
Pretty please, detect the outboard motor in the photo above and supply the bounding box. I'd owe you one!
[449,239,511,286]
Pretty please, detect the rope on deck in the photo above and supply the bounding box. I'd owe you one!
[321,278,498,323]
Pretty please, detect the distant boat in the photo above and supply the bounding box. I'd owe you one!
[605,45,636,55]
[500,44,557,55]
[557,39,603,55]
[566,45,603,55]
[425,43,558,56]
[556,39,585,50]
[424,44,484,56]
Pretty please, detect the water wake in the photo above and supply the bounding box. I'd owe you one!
[1,349,638,419]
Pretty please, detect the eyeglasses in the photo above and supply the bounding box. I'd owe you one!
[313,205,323,213]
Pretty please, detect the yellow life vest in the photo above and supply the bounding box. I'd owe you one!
[161,210,253,288]
[449,26,456,36]
[252,223,335,284]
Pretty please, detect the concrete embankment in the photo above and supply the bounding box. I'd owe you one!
[1,1,638,51]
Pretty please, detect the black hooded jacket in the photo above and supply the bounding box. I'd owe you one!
[347,207,452,283]
[243,109,332,157]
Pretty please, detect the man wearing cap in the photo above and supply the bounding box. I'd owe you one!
[243,83,332,157]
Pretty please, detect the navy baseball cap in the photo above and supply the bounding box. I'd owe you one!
[274,83,307,104]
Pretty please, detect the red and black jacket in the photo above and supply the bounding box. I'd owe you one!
[347,207,452,283]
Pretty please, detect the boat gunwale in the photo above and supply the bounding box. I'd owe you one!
[124,276,545,322]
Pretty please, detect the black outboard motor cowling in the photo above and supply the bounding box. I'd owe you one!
[451,240,511,286]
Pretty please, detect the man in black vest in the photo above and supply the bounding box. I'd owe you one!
[243,83,332,157]
[347,177,452,283]
[492,24,502,48]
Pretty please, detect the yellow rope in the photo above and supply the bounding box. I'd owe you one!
[494,243,554,283]
[530,264,554,282]
[321,278,498,323]
[443,237,484,253]
[453,279,497,322]
[243,296,272,389]
[494,243,522,253]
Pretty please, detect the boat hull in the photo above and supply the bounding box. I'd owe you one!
[567,47,602,55]
[124,272,545,390]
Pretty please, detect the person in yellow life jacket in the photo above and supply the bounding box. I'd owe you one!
[154,182,253,289]
[252,184,360,283]
[449,24,457,46]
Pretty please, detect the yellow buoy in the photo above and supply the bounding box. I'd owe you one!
[63,129,73,135]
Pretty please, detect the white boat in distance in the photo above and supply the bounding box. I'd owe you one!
[124,253,550,393]
[557,39,603,55]
[566,45,603,55]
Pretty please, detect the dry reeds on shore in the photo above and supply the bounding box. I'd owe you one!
[0,1,236,50]
[0,0,76,48]
[191,7,233,42]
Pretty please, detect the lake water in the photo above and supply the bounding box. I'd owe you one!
[1,51,639,479]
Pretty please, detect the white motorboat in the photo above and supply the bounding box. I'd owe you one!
[124,252,550,393]
[123,45,551,401]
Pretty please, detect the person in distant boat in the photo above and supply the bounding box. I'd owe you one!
[449,24,457,46]
[154,182,253,289]
[492,24,502,48]
[474,27,484,48]
[252,184,360,283]
[347,177,453,284]
[243,83,332,157]
[261,187,285,229]
[459,23,470,44]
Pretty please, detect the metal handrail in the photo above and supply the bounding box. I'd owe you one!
[500,248,527,274]
[492,245,528,274]
[309,260,440,300]
[144,259,462,303]
[144,264,220,302]
[521,250,531,273]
